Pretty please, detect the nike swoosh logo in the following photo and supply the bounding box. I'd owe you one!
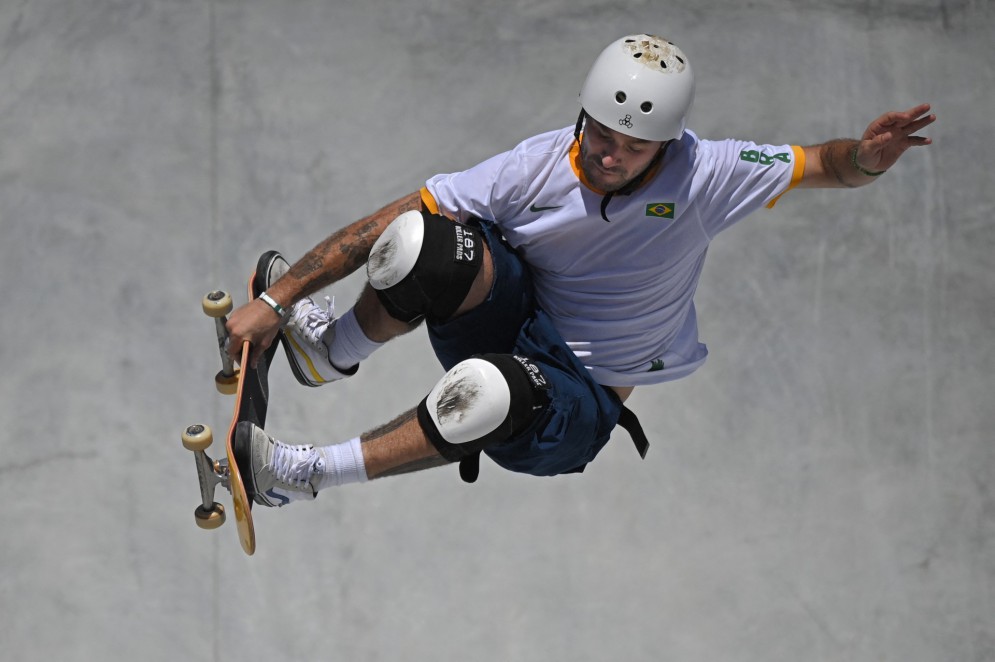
[530,203,563,212]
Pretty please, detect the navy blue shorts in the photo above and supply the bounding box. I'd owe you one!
[427,219,623,477]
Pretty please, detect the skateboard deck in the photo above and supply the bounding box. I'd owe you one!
[225,260,280,554]
[182,253,280,556]
[225,337,257,555]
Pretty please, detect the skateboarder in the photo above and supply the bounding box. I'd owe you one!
[225,34,935,506]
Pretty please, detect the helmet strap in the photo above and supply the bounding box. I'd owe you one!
[573,109,587,144]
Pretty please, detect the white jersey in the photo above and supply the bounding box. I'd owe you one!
[423,126,804,386]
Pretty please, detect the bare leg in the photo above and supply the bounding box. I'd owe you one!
[360,409,449,479]
[352,285,421,343]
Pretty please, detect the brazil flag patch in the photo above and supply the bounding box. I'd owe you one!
[646,202,675,219]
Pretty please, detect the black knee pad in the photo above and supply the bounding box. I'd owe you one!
[367,210,484,324]
[417,354,551,462]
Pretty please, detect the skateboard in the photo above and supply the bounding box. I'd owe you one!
[181,253,280,556]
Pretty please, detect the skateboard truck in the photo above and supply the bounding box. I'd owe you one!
[203,290,240,395]
[181,424,229,529]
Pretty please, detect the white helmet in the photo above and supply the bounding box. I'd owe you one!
[579,34,695,142]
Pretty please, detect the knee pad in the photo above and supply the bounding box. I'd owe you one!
[417,354,551,462]
[367,210,483,324]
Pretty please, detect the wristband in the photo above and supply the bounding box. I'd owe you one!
[850,144,886,177]
[259,292,290,319]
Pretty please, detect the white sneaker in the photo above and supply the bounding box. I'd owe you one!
[281,295,357,386]
[234,422,320,507]
[258,250,357,387]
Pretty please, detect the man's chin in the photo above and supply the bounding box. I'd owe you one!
[583,165,626,192]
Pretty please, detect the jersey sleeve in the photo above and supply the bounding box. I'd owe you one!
[422,128,572,226]
[695,139,805,237]
[422,149,525,224]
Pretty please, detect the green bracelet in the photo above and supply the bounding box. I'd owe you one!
[850,144,886,177]
[259,292,290,319]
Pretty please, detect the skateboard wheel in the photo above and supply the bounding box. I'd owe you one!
[194,503,226,529]
[202,291,233,318]
[215,370,239,395]
[182,424,213,452]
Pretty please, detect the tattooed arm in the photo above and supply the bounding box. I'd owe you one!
[269,191,423,302]
[226,191,424,364]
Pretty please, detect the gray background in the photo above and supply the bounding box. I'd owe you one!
[2,1,992,661]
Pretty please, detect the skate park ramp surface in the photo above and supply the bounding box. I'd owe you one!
[2,2,993,661]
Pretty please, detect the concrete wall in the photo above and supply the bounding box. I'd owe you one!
[2,1,992,660]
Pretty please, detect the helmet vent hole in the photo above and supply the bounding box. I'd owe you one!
[615,91,627,104]
[659,61,668,69]
[640,101,653,113]
[677,56,685,64]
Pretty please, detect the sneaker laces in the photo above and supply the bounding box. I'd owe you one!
[269,441,322,489]
[290,295,336,346]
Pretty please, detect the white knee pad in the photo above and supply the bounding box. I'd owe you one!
[417,354,550,461]
[367,210,483,324]
[367,210,423,292]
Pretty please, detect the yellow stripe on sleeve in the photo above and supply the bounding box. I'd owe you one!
[766,145,806,209]
[420,187,440,215]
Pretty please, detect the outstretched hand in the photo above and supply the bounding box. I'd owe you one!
[856,103,936,173]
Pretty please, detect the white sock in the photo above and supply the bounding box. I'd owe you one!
[315,437,368,490]
[324,307,383,370]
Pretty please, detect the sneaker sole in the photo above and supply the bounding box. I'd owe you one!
[255,250,289,295]
[232,421,258,505]
[281,332,358,387]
